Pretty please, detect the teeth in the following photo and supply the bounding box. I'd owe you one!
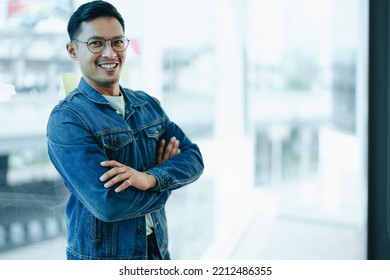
[99,63,117,69]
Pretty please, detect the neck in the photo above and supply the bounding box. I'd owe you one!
[87,79,121,96]
[100,87,121,96]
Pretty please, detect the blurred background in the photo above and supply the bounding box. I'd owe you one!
[0,0,368,259]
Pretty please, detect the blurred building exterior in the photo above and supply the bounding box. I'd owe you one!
[0,0,367,259]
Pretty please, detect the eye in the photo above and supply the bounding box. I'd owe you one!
[113,38,125,46]
[88,39,104,47]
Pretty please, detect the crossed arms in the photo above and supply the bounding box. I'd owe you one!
[100,136,181,192]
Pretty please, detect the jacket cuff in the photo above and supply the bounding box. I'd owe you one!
[145,169,171,192]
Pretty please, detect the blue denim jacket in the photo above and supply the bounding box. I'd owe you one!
[47,78,204,259]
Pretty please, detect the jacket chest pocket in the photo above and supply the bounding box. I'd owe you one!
[102,131,133,162]
[143,122,166,163]
[145,122,165,141]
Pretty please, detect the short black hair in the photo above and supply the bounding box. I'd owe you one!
[67,0,125,40]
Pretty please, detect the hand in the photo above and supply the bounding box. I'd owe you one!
[157,136,181,164]
[100,160,157,192]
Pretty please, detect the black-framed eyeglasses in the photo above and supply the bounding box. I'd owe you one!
[72,36,130,54]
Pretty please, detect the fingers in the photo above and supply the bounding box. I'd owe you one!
[100,161,130,190]
[171,137,181,157]
[100,160,156,192]
[100,164,133,192]
[157,137,181,164]
[113,178,132,193]
[100,161,124,181]
[163,137,176,161]
[157,139,166,164]
[100,160,122,168]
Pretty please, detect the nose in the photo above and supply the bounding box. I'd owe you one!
[101,40,117,58]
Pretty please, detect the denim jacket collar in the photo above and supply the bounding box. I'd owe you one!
[75,77,147,109]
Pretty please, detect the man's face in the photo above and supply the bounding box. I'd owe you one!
[67,17,127,93]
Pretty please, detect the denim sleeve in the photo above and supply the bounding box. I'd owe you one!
[47,108,169,223]
[145,118,204,192]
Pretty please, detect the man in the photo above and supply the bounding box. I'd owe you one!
[47,0,204,260]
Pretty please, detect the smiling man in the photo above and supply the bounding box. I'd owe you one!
[46,1,204,260]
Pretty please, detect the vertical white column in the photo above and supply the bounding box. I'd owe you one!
[141,0,163,100]
[210,0,254,258]
[355,0,368,231]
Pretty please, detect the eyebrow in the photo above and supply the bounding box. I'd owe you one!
[87,35,125,40]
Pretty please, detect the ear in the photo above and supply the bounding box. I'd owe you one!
[66,42,78,61]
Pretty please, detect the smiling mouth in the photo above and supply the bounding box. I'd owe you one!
[98,63,118,70]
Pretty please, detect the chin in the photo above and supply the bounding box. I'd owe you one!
[101,75,120,84]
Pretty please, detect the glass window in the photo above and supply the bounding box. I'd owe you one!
[0,0,367,260]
